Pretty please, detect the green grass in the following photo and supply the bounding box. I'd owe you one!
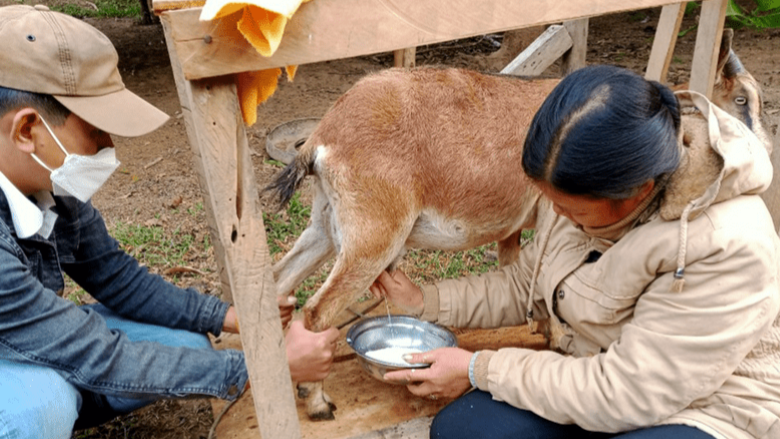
[110,222,206,272]
[263,191,312,256]
[44,0,142,19]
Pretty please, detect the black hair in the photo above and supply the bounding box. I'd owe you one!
[522,64,681,199]
[0,86,70,126]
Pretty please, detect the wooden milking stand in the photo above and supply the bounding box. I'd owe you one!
[152,0,730,437]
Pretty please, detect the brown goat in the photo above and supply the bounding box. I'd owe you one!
[266,29,770,421]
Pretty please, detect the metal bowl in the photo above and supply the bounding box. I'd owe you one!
[346,315,458,384]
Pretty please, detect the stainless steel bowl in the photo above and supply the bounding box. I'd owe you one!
[346,315,458,384]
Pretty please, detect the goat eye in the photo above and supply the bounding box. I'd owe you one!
[735,96,747,106]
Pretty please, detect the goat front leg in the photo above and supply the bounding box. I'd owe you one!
[497,230,523,267]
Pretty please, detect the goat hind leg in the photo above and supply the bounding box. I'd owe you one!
[273,200,336,298]
[299,221,413,421]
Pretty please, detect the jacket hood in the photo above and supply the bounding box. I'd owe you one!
[661,90,773,222]
[660,90,772,293]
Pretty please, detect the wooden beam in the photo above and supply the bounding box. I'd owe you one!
[561,18,589,75]
[158,0,695,81]
[689,0,728,97]
[645,3,685,83]
[500,25,572,76]
[393,47,417,68]
[162,19,301,439]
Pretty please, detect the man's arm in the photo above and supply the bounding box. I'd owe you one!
[57,198,229,335]
[0,228,248,400]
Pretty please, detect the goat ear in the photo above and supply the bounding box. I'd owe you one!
[715,28,737,79]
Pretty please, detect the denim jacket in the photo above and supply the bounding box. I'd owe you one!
[0,190,248,401]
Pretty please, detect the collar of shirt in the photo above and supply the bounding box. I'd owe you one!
[0,170,57,239]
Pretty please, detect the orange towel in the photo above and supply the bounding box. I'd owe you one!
[200,0,310,125]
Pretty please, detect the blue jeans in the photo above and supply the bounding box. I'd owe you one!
[0,304,213,439]
[430,390,716,439]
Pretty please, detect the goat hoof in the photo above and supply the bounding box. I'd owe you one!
[308,408,336,421]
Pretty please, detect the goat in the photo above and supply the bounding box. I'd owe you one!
[265,29,770,421]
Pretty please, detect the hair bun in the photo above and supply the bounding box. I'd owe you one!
[649,80,681,131]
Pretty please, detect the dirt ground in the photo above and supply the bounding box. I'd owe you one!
[19,4,774,439]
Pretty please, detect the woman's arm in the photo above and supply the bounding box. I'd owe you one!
[476,212,779,432]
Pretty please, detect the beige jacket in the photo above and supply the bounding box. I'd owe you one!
[419,91,780,438]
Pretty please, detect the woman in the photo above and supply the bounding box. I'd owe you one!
[370,65,779,439]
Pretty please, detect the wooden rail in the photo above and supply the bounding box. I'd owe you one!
[159,0,691,81]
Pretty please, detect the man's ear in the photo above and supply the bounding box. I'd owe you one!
[10,108,41,154]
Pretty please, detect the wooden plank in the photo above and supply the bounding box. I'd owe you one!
[500,24,572,76]
[393,47,417,68]
[347,417,433,439]
[162,20,301,439]
[561,18,589,75]
[159,0,695,81]
[689,0,728,97]
[645,3,685,83]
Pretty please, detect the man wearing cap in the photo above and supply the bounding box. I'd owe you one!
[0,5,339,438]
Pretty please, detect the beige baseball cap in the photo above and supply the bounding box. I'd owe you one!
[0,4,169,137]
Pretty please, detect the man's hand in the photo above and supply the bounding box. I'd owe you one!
[369,270,424,316]
[278,294,297,327]
[286,321,340,382]
[222,306,239,334]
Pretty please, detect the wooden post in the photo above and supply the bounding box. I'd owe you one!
[561,18,588,75]
[645,3,686,83]
[689,0,728,97]
[393,47,416,68]
[161,15,301,439]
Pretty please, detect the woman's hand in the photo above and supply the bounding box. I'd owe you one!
[285,321,340,382]
[383,347,473,400]
[369,270,424,315]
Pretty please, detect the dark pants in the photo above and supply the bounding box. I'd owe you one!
[430,390,716,439]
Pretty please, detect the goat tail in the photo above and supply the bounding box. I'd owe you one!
[264,144,316,209]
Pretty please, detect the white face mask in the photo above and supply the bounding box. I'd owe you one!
[30,116,120,203]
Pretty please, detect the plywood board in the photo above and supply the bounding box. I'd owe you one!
[158,0,694,80]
